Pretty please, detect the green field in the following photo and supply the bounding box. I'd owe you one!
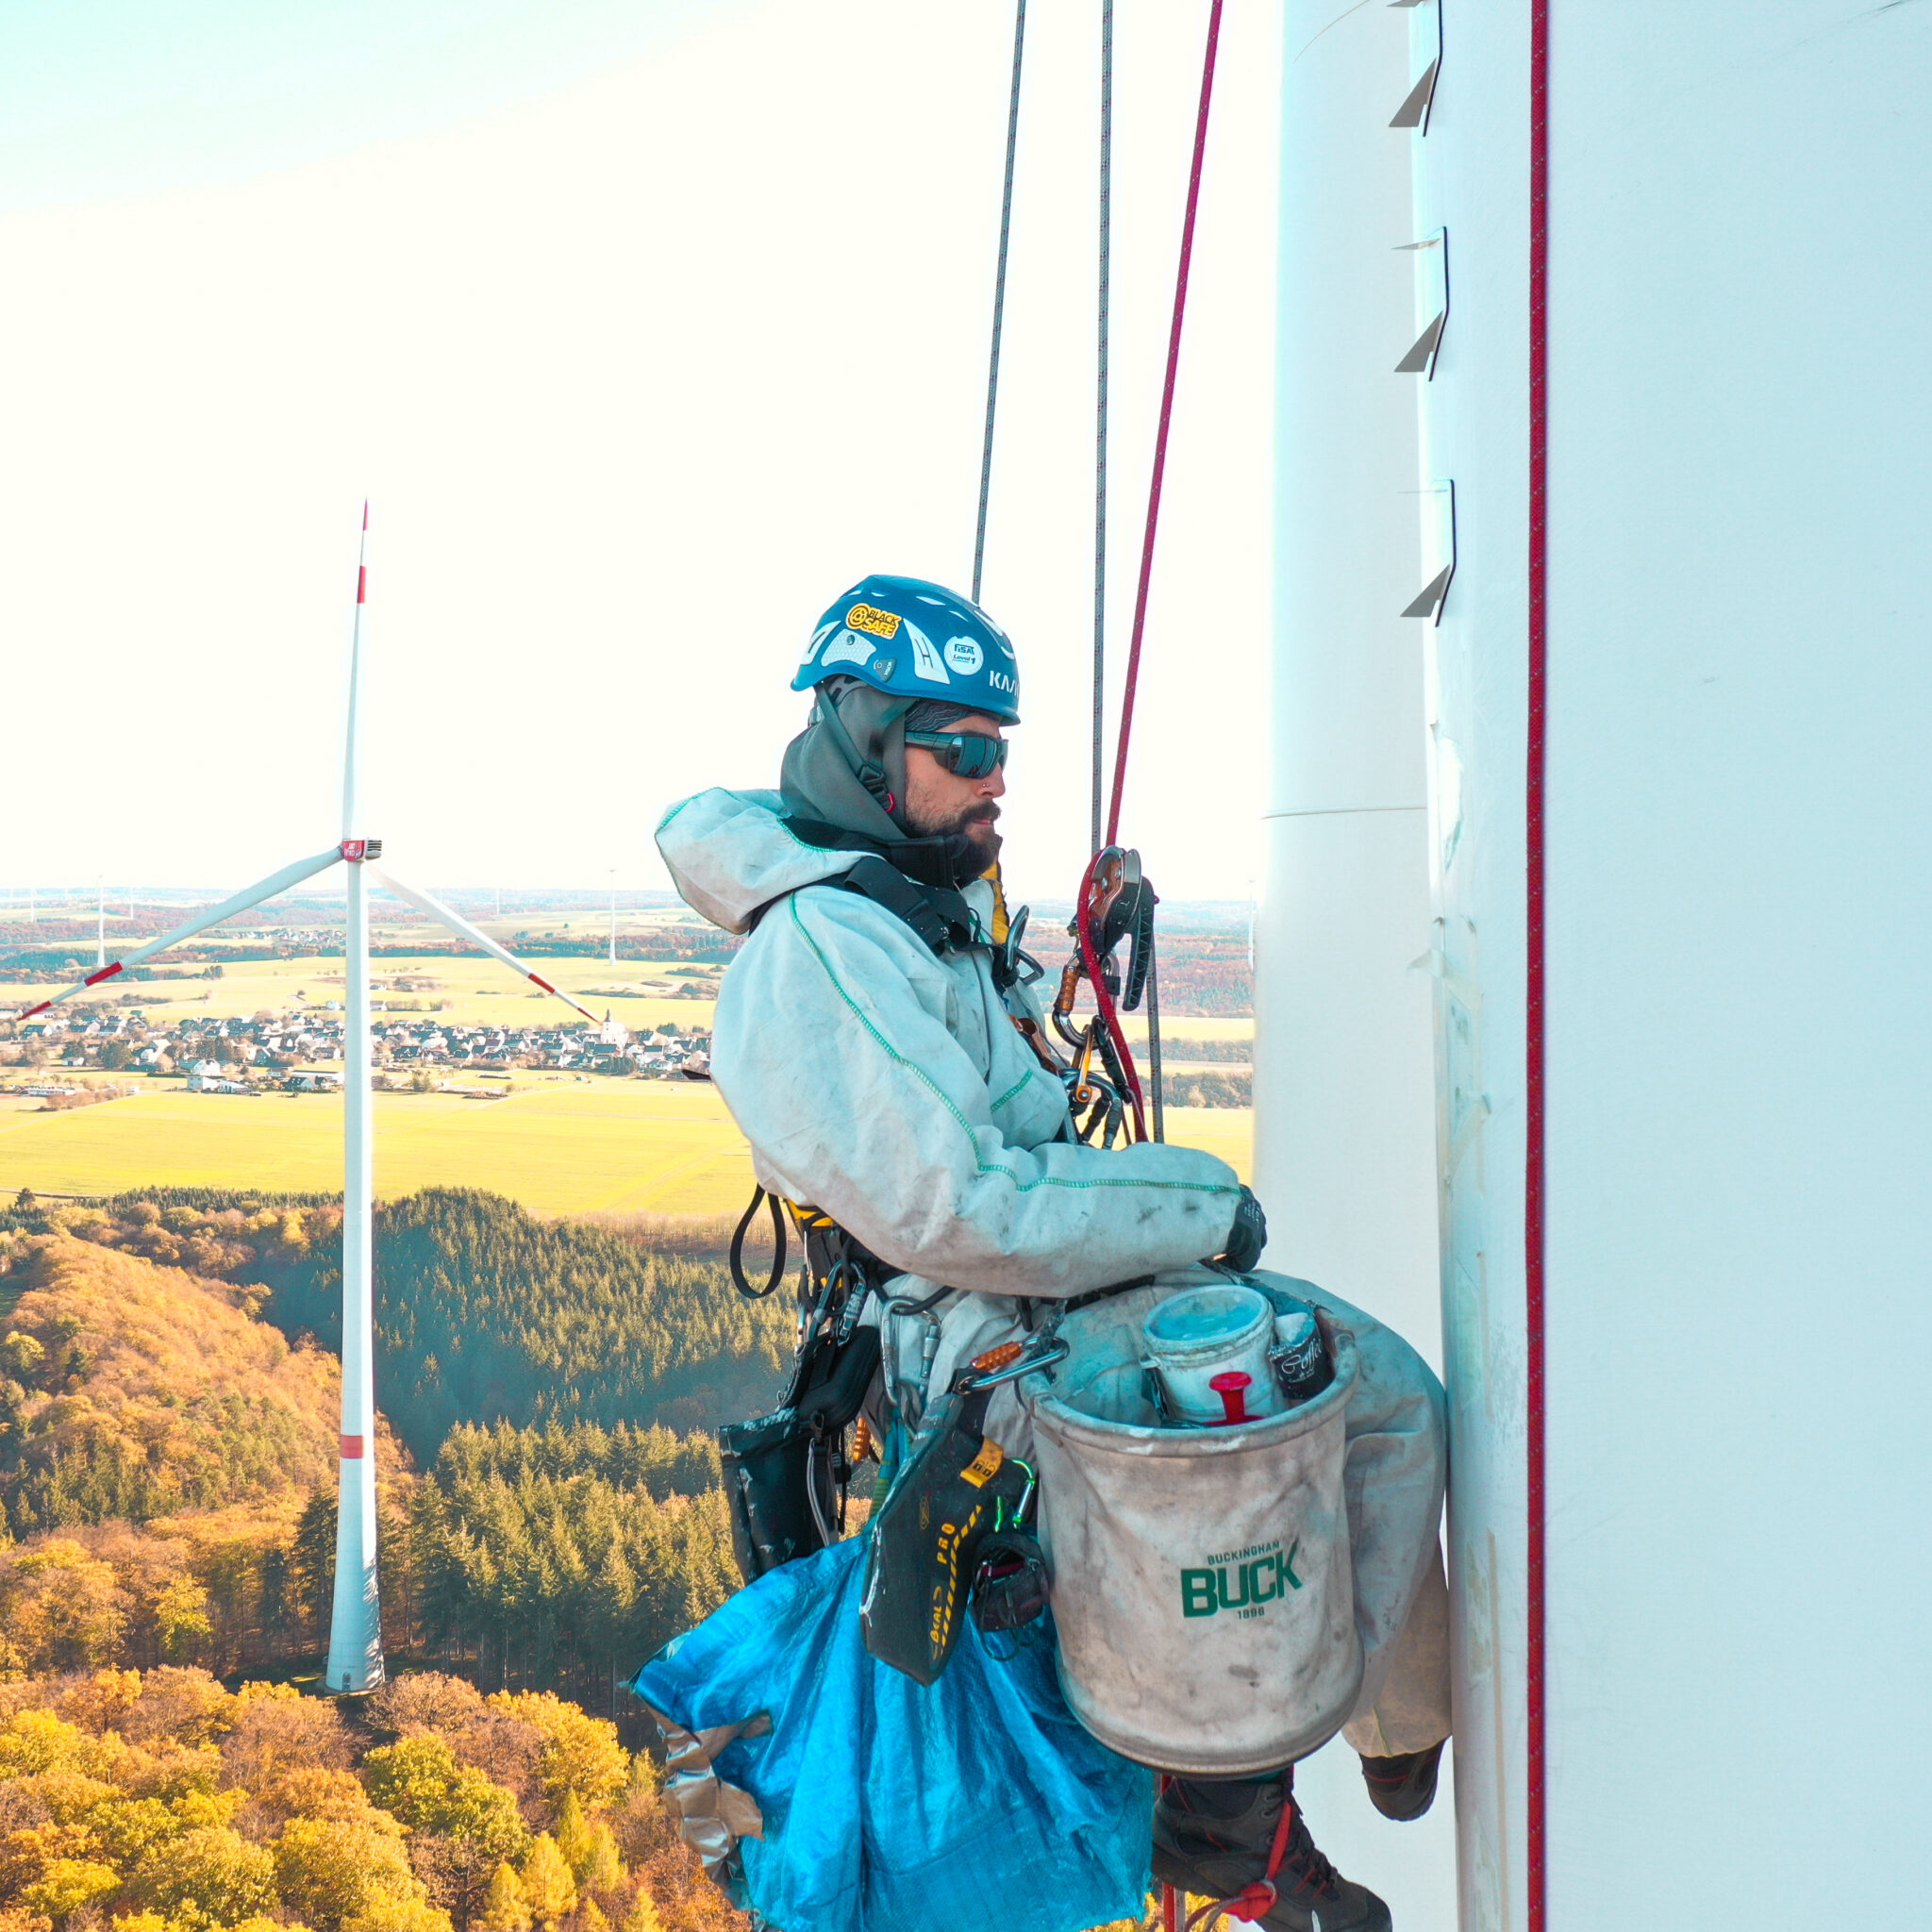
[0,1079,1252,1215]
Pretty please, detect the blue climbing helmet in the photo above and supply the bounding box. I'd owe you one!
[791,575,1021,724]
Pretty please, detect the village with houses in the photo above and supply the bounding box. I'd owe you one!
[5,998,709,1097]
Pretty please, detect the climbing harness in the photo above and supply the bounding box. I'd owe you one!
[752,817,988,959]
[881,1286,948,1438]
[718,1191,889,1579]
[728,1184,790,1299]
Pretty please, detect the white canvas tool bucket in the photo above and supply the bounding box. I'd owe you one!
[1020,1283,1363,1774]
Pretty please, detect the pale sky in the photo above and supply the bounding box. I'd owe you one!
[1,0,1281,912]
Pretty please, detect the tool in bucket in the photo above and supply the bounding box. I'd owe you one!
[861,1337,1065,1683]
[1142,1281,1336,1427]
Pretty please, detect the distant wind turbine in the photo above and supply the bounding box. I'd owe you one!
[7,504,600,1694]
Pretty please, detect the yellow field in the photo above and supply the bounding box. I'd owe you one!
[0,1079,1252,1215]
[1118,1015,1252,1044]
[0,1083,752,1214]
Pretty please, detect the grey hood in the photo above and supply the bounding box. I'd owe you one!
[656,789,857,935]
[778,679,913,843]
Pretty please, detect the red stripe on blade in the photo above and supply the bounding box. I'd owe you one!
[85,962,125,987]
[18,1001,53,1021]
[357,566,367,604]
[340,1434,365,1459]
[529,974,557,994]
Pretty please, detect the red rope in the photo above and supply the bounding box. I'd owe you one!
[1104,0,1224,847]
[1526,2,1551,1928]
[1073,850,1147,1140]
[1158,1777,1178,1932]
[1180,1786,1296,1931]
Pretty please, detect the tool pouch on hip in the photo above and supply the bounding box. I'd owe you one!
[719,1326,880,1582]
[859,1387,1031,1684]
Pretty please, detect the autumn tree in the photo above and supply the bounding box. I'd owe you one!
[0,1541,125,1671]
[486,1695,627,1815]
[221,1682,354,1791]
[131,1824,279,1927]
[272,1814,422,1932]
[515,1835,576,1930]
[475,1862,532,1932]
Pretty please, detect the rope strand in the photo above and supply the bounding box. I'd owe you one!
[1105,0,1224,845]
[1145,924,1164,1141]
[1091,0,1114,857]
[974,0,1029,604]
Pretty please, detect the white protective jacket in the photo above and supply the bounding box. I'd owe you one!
[657,789,1245,1379]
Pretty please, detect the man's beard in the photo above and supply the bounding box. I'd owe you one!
[913,800,1002,860]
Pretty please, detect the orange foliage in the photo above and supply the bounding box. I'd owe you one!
[0,1238,341,1528]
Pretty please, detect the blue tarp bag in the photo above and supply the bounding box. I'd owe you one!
[631,1536,1152,1932]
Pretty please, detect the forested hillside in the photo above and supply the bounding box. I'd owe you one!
[2,1190,791,1468]
[251,1191,789,1459]
[0,1238,341,1534]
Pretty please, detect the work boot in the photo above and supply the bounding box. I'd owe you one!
[1358,1741,1444,1823]
[1152,1769,1391,1932]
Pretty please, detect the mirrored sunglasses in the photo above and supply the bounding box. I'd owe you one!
[905,729,1009,779]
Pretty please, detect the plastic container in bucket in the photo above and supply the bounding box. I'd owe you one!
[1022,1277,1362,1775]
[1141,1284,1285,1425]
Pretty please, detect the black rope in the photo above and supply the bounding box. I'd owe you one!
[1091,0,1114,858]
[1146,924,1164,1141]
[974,0,1028,605]
[728,1185,788,1299]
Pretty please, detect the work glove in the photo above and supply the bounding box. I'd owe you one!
[1215,1186,1268,1274]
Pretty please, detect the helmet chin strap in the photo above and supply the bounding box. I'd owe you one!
[816,689,913,824]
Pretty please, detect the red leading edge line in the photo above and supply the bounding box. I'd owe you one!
[12,964,125,1021]
[1525,3,1550,1928]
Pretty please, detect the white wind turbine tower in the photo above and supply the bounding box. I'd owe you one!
[8,504,603,1692]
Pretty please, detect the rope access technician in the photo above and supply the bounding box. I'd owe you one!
[657,575,1451,1932]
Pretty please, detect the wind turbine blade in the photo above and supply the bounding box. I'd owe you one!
[366,867,602,1024]
[8,845,344,1021]
[341,501,370,841]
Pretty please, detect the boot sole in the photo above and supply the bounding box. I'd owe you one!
[1362,1740,1445,1824]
